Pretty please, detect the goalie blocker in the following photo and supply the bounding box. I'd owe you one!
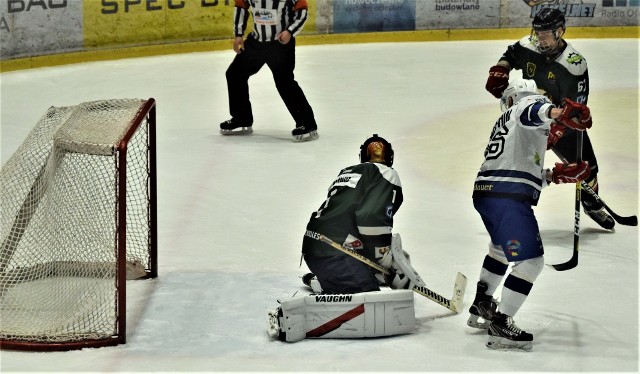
[267,289,415,342]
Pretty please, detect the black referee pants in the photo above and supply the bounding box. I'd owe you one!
[225,36,317,129]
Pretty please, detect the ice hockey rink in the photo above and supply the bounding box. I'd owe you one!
[0,38,638,372]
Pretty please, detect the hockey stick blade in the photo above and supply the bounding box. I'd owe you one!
[550,255,578,271]
[316,234,466,313]
[603,205,638,226]
[413,272,467,313]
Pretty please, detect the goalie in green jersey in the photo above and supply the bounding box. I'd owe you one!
[300,134,405,294]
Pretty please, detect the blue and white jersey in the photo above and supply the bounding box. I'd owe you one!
[473,95,555,205]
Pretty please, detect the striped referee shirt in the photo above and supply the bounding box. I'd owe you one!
[233,0,309,42]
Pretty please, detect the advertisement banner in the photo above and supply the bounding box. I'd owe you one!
[332,0,416,33]
[83,0,235,48]
[83,0,317,49]
[0,0,83,59]
[416,0,500,30]
[503,0,639,28]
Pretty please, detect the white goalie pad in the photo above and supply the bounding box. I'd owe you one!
[388,233,426,289]
[267,289,415,343]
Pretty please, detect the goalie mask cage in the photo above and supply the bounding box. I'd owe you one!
[0,98,157,351]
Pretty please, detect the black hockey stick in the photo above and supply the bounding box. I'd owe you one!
[551,148,637,226]
[315,234,467,313]
[551,131,583,271]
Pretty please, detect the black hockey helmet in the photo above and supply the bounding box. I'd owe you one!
[360,134,394,167]
[531,8,565,55]
[532,8,565,32]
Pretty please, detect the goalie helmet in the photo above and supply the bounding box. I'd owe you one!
[500,79,539,111]
[531,8,566,55]
[360,134,394,167]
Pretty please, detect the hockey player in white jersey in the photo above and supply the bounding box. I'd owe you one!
[485,8,614,230]
[469,79,592,350]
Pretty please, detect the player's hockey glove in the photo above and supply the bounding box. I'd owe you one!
[551,161,591,184]
[557,98,592,130]
[485,65,510,98]
[546,122,566,150]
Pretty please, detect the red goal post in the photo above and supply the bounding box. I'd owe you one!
[0,98,157,351]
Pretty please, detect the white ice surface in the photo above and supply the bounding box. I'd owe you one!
[0,39,638,372]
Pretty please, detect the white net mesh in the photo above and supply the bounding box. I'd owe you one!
[0,99,154,346]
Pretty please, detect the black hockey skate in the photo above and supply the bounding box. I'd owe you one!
[292,125,319,142]
[302,272,316,287]
[486,312,533,351]
[302,272,323,293]
[583,202,615,230]
[220,119,253,135]
[467,281,498,329]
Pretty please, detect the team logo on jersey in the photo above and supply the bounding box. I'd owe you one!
[506,240,521,257]
[534,151,541,166]
[526,62,537,77]
[386,205,393,218]
[254,9,278,26]
[566,52,585,66]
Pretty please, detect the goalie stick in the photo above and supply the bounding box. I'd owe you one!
[315,234,467,313]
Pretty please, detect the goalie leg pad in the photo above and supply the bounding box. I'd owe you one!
[267,290,415,342]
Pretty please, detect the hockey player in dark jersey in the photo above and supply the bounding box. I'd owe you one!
[220,0,318,142]
[484,7,614,230]
[469,79,592,350]
[301,135,404,294]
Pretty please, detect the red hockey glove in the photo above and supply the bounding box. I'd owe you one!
[547,122,566,150]
[485,65,510,98]
[557,98,592,130]
[551,161,591,184]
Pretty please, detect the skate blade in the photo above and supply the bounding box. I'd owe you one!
[467,315,490,329]
[486,336,533,351]
[292,130,319,142]
[220,127,253,135]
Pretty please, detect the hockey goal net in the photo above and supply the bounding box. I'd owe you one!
[0,98,157,351]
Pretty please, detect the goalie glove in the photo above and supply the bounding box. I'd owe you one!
[556,98,592,130]
[551,161,591,184]
[485,65,510,99]
[547,122,566,150]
